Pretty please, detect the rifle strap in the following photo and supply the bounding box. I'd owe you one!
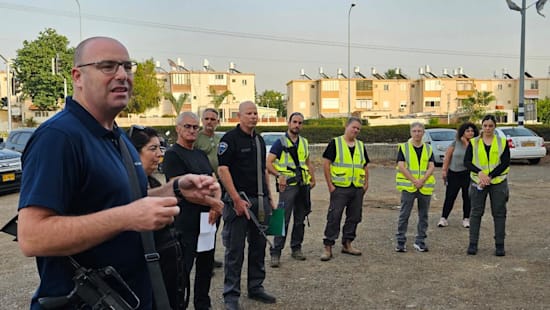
[118,134,172,310]
[255,134,265,222]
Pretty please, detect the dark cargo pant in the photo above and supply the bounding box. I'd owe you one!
[323,186,364,246]
[222,196,269,303]
[270,185,307,256]
[468,180,508,246]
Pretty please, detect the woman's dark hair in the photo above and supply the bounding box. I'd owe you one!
[457,122,479,140]
[481,114,497,125]
[128,126,159,152]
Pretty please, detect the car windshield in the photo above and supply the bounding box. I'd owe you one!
[500,127,536,137]
[263,134,283,145]
[429,131,455,141]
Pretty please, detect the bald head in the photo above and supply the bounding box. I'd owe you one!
[239,100,256,113]
[74,37,128,66]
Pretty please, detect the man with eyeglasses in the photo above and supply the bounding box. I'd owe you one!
[163,112,221,310]
[17,37,222,310]
[194,108,224,269]
[218,101,277,309]
[267,112,316,267]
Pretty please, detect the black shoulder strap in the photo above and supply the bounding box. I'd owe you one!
[118,135,172,310]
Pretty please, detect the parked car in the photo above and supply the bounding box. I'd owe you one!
[422,128,457,166]
[494,126,547,164]
[260,132,285,154]
[0,143,22,194]
[2,128,36,153]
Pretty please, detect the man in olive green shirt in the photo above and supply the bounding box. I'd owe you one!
[194,108,223,268]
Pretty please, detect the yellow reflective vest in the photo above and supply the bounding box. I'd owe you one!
[395,142,435,195]
[330,136,366,187]
[470,135,509,185]
[273,135,311,185]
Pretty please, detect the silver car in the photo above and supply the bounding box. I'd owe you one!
[495,126,546,164]
[422,128,457,166]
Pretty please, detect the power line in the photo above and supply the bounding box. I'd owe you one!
[0,2,549,61]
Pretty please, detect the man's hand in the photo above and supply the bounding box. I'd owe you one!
[327,182,336,193]
[179,174,222,204]
[208,209,221,225]
[278,175,287,192]
[126,196,180,231]
[232,196,250,219]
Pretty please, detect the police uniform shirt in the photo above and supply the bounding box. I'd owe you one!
[217,124,268,198]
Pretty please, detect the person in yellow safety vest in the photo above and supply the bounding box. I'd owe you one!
[320,117,370,261]
[395,122,435,253]
[266,112,316,267]
[464,114,510,257]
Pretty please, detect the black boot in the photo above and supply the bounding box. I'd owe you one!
[467,243,478,255]
[495,244,505,256]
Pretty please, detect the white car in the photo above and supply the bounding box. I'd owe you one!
[422,128,457,166]
[494,126,547,164]
[260,132,285,154]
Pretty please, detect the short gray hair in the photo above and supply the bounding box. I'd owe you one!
[410,122,425,130]
[176,111,199,125]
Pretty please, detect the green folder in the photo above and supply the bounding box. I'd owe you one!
[267,208,285,236]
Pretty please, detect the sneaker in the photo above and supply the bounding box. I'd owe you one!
[270,255,280,268]
[467,243,478,255]
[462,218,470,228]
[291,249,306,261]
[395,242,407,252]
[437,217,448,227]
[413,242,429,252]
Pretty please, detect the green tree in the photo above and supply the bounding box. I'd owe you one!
[14,28,74,111]
[164,92,189,116]
[256,90,286,117]
[384,69,398,79]
[209,89,233,110]
[127,59,163,114]
[536,97,550,124]
[461,90,495,121]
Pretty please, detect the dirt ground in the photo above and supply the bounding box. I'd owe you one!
[1,156,549,309]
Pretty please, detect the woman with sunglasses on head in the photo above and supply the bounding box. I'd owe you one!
[464,115,510,256]
[129,125,187,310]
[438,122,479,228]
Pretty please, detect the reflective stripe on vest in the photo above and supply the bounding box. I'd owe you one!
[470,136,509,184]
[395,142,436,195]
[273,135,311,185]
[330,136,366,187]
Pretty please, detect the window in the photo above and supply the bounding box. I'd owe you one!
[400,101,407,109]
[424,100,440,107]
[356,100,369,109]
[456,81,473,91]
[425,80,442,91]
[242,79,247,86]
[356,80,372,91]
[497,84,503,90]
[321,98,339,109]
[383,84,389,91]
[232,79,236,83]
[215,74,224,80]
[529,80,538,90]
[321,80,339,91]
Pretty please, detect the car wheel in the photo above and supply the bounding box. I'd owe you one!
[528,158,541,165]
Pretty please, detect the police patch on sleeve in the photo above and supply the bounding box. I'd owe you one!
[218,142,228,155]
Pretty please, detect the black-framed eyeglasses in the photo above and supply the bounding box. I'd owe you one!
[180,124,200,130]
[128,125,145,138]
[77,60,138,75]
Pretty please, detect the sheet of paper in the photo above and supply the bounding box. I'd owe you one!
[197,212,217,252]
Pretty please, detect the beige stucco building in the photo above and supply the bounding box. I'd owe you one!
[287,68,550,125]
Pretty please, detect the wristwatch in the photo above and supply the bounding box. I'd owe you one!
[173,178,184,200]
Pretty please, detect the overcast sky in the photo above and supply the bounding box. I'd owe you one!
[0,0,549,93]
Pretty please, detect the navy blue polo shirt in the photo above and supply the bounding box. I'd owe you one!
[217,124,268,198]
[19,96,151,309]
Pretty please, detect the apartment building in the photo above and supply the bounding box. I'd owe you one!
[287,66,550,124]
[151,60,256,121]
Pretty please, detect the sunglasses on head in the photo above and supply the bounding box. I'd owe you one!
[128,125,145,138]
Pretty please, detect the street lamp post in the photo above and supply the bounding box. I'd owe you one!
[507,0,547,126]
[75,0,82,41]
[0,54,12,132]
[347,3,356,118]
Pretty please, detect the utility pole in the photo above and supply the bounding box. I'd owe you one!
[0,54,12,131]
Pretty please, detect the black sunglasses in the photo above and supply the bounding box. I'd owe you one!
[128,125,145,138]
[180,124,200,130]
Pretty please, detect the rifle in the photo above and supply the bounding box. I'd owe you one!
[239,191,274,249]
[39,257,140,310]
